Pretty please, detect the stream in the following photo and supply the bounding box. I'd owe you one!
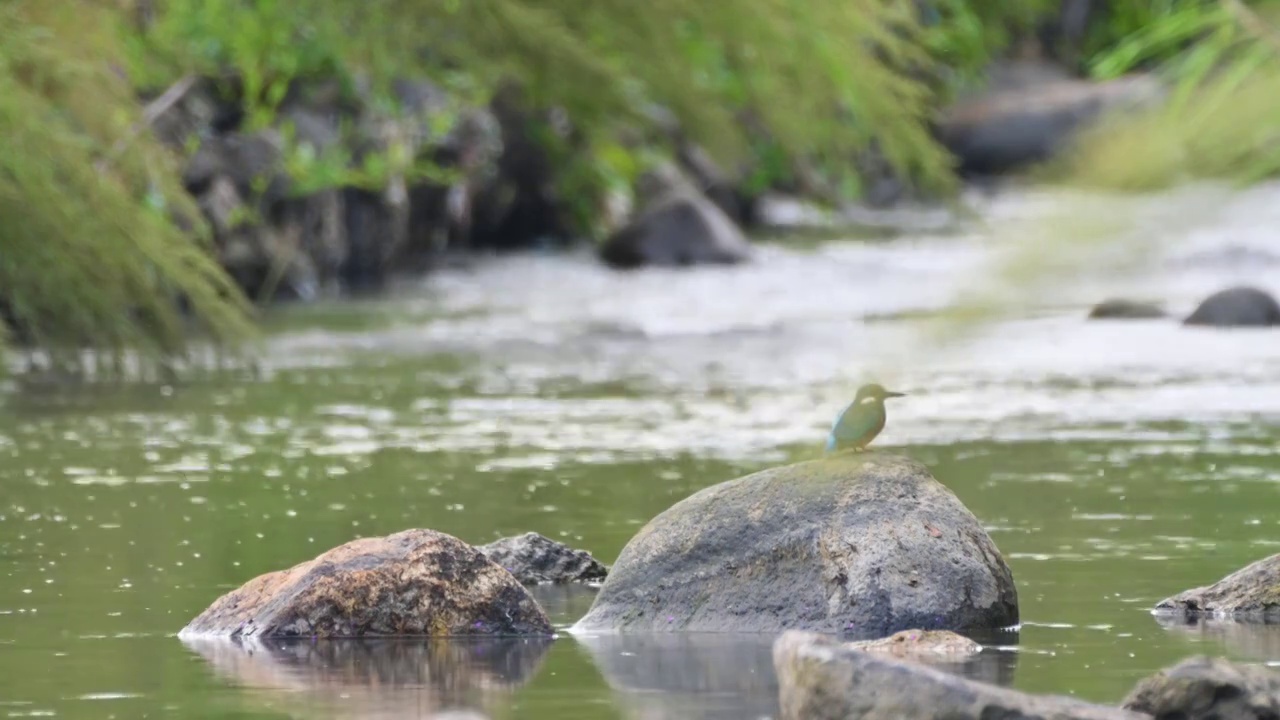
[2,185,1280,719]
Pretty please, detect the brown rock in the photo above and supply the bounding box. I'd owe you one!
[1123,656,1280,720]
[179,529,553,638]
[773,631,1142,720]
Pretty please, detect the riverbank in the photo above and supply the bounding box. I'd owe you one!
[147,56,1161,305]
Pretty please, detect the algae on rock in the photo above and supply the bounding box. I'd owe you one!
[573,453,1018,635]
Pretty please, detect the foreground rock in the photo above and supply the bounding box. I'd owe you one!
[938,61,1161,176]
[773,631,1140,720]
[1124,656,1280,720]
[599,182,752,269]
[1088,298,1167,320]
[180,529,552,638]
[478,532,608,585]
[572,454,1018,634]
[1183,287,1280,328]
[1156,553,1280,619]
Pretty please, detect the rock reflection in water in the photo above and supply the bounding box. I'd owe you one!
[573,630,1019,720]
[526,583,601,626]
[181,635,552,719]
[1155,614,1280,662]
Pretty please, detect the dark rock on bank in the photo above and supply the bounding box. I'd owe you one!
[571,453,1018,635]
[598,187,753,269]
[1123,656,1280,720]
[938,61,1162,176]
[1184,287,1280,328]
[1088,298,1167,320]
[478,532,608,585]
[179,528,552,638]
[1156,553,1280,619]
[599,162,747,269]
[154,73,576,300]
[773,631,1141,720]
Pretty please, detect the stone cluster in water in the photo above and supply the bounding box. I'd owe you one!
[178,454,1280,719]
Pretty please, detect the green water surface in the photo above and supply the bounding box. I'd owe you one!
[2,236,1280,719]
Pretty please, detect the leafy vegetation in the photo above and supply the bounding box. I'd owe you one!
[0,2,255,370]
[1059,0,1280,190]
[7,0,1280,371]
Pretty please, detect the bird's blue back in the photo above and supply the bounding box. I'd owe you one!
[826,399,886,451]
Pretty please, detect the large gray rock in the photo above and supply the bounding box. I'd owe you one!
[1184,287,1280,328]
[1156,553,1280,619]
[478,532,608,585]
[773,631,1141,720]
[1123,656,1280,720]
[571,454,1018,635]
[179,528,553,638]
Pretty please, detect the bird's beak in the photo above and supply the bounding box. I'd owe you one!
[885,391,906,398]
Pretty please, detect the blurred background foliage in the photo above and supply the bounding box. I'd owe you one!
[3,0,1280,368]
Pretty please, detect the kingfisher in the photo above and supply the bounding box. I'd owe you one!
[826,383,906,452]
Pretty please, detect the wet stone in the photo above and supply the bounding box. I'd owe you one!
[478,532,608,585]
[179,528,552,638]
[573,453,1018,635]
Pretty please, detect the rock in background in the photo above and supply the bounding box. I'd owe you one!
[478,532,608,585]
[937,60,1162,178]
[1183,287,1280,328]
[1156,553,1280,618]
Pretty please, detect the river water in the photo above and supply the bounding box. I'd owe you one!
[2,185,1280,719]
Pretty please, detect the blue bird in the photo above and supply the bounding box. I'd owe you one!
[826,383,906,452]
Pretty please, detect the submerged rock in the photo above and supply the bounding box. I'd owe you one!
[180,529,552,638]
[1123,656,1280,720]
[599,188,752,269]
[1156,553,1280,619]
[478,532,608,585]
[1088,298,1167,320]
[571,454,1018,635]
[773,631,1140,720]
[1183,287,1280,328]
[845,629,982,659]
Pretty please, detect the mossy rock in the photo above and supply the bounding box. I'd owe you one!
[1156,553,1280,619]
[572,453,1018,636]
